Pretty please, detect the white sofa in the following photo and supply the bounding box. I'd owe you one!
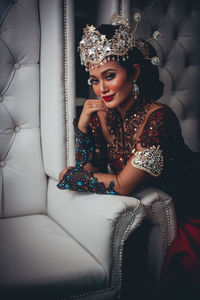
[0,0,179,299]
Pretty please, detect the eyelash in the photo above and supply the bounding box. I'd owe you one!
[106,73,115,80]
[89,73,116,85]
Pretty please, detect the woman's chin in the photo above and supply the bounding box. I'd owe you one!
[104,100,118,109]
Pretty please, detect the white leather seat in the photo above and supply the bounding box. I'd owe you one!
[0,215,106,297]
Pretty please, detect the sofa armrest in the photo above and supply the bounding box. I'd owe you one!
[128,188,177,285]
[134,187,177,254]
[47,178,146,293]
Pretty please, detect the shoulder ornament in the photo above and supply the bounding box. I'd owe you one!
[131,145,163,177]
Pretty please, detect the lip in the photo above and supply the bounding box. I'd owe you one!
[102,94,115,102]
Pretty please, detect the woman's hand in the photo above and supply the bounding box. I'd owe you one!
[78,99,106,133]
[59,166,74,182]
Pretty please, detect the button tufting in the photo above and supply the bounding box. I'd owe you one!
[0,161,6,167]
[12,0,19,3]
[14,63,20,70]
[173,29,179,40]
[14,126,20,132]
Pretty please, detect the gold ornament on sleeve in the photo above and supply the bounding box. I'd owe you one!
[78,12,160,71]
[131,145,164,177]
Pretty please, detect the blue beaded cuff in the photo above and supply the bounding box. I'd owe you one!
[57,168,120,195]
[74,121,95,170]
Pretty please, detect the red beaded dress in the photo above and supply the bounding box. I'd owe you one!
[89,101,200,294]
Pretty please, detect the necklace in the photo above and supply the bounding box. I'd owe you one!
[106,98,154,171]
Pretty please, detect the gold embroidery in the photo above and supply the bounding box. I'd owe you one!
[131,145,163,177]
[106,99,154,169]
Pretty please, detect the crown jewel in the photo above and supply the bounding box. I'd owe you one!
[78,12,160,71]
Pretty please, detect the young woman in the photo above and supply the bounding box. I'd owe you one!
[57,13,200,296]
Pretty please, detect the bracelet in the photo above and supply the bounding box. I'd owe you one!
[74,121,95,170]
[57,168,120,195]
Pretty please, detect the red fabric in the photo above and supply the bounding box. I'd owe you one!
[163,218,200,284]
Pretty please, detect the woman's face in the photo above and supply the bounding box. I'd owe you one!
[89,60,134,110]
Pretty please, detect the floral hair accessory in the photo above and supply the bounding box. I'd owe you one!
[78,12,160,71]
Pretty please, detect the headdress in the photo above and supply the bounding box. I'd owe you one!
[78,12,160,71]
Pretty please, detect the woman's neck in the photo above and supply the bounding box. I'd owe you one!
[117,96,137,119]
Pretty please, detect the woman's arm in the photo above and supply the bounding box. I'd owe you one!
[57,143,163,196]
[59,100,107,180]
[93,160,149,196]
[93,142,164,195]
[58,106,179,196]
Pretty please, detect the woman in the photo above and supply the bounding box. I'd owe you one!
[58,13,200,296]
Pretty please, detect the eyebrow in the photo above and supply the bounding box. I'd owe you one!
[89,68,116,78]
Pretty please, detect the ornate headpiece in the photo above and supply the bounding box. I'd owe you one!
[78,12,160,71]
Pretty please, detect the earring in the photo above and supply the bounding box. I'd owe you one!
[87,78,92,86]
[132,80,139,99]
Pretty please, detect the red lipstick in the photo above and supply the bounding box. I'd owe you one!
[103,94,115,102]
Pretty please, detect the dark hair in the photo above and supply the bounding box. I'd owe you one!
[97,24,164,101]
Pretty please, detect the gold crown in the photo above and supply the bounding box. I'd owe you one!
[78,12,160,71]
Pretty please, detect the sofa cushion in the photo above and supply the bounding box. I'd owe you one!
[0,214,107,299]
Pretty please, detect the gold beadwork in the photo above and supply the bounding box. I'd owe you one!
[106,99,154,168]
[131,145,164,177]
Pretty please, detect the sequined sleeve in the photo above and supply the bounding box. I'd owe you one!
[74,114,108,173]
[74,119,95,170]
[88,114,108,172]
[135,106,183,175]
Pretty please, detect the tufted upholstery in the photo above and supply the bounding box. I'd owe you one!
[130,0,200,151]
[0,0,47,218]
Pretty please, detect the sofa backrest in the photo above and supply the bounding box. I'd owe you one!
[0,0,76,218]
[0,0,47,218]
[130,0,200,151]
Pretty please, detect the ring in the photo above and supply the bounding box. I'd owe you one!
[93,104,97,108]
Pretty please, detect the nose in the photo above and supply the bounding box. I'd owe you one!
[100,80,109,94]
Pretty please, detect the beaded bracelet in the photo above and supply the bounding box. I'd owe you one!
[74,121,95,170]
[57,168,120,195]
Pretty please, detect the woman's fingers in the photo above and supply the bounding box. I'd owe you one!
[78,99,106,132]
[59,166,73,181]
[84,99,106,112]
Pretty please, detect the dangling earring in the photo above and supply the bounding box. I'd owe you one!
[132,80,139,99]
[87,78,92,86]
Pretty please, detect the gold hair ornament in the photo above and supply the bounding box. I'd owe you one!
[78,12,160,71]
